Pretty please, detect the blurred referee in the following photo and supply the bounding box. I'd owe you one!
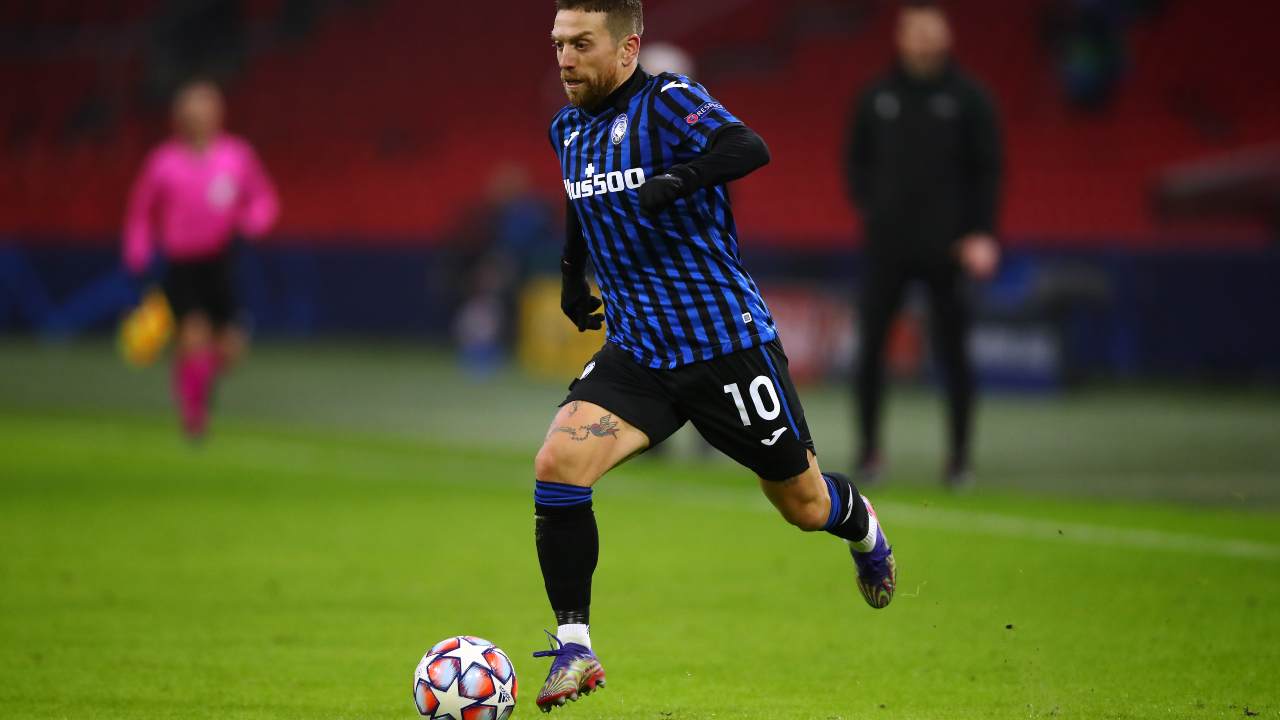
[123,79,279,440]
[845,0,1003,488]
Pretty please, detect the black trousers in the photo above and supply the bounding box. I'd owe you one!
[855,258,974,466]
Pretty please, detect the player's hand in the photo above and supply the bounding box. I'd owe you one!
[561,272,604,332]
[638,166,697,213]
[958,233,1000,281]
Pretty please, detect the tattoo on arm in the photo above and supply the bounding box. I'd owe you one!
[554,414,621,442]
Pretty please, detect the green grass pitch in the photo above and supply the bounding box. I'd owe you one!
[1,341,1278,719]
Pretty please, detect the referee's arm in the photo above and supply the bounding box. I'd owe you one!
[123,154,162,276]
[957,85,1004,280]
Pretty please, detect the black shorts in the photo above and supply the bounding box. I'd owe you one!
[163,254,236,327]
[562,339,816,481]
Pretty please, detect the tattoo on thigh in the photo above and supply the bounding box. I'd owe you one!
[567,401,581,416]
[554,414,621,442]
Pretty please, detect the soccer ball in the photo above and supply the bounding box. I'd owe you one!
[413,636,518,720]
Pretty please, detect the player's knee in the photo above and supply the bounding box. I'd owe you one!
[179,315,213,352]
[533,443,559,483]
[533,441,593,487]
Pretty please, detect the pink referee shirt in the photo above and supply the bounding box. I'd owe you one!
[123,133,279,274]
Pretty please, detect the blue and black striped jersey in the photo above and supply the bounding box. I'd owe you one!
[550,69,777,370]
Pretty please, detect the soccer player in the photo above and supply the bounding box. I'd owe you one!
[533,1,897,712]
[122,79,279,439]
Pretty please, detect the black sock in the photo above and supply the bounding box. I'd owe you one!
[534,481,598,627]
[821,472,870,543]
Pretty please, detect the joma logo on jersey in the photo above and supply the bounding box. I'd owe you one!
[564,167,647,200]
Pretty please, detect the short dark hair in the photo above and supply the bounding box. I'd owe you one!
[555,0,644,40]
[901,0,944,10]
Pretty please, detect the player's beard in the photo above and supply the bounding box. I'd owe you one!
[564,68,620,109]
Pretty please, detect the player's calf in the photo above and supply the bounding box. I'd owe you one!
[759,453,834,531]
[764,465,897,609]
[764,475,832,531]
[531,401,647,711]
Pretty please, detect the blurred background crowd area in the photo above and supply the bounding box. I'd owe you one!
[2,0,1278,387]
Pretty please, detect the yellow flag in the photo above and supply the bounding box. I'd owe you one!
[118,289,175,367]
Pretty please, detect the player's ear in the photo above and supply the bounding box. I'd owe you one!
[620,34,641,66]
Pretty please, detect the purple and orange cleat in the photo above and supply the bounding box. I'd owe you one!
[532,632,606,713]
[850,495,897,609]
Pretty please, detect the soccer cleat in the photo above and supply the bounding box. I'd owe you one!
[532,631,606,713]
[850,495,896,609]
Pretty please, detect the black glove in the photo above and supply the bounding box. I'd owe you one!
[560,261,604,332]
[638,165,697,213]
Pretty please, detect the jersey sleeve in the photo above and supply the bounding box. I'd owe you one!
[122,149,164,275]
[651,76,743,151]
[236,143,280,240]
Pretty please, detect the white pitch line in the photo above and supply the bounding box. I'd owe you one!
[609,480,1280,561]
[875,502,1280,561]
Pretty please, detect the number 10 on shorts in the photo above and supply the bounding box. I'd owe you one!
[723,376,782,426]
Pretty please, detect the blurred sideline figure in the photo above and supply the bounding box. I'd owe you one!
[845,0,1003,489]
[122,79,280,439]
[638,41,694,76]
[451,164,553,375]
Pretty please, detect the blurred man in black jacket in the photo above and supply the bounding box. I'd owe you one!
[845,0,1002,488]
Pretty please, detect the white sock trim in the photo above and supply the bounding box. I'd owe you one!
[557,623,592,650]
[849,496,879,553]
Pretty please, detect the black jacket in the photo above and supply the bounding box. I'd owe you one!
[845,62,1003,263]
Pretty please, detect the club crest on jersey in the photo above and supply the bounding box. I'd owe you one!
[610,114,629,145]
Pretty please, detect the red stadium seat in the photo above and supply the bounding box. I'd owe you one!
[2,0,1275,247]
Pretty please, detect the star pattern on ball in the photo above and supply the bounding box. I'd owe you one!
[440,636,494,675]
[429,675,470,720]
